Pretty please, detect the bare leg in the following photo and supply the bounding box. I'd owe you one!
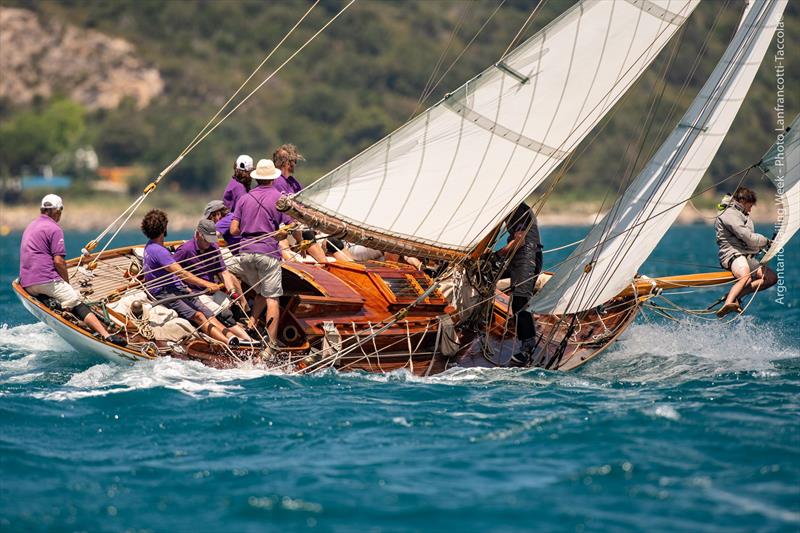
[83,313,111,338]
[332,249,354,262]
[228,324,252,341]
[249,295,266,330]
[719,258,754,317]
[306,243,329,264]
[197,314,235,344]
[265,297,280,342]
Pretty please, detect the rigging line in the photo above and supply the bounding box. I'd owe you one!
[178,1,320,160]
[410,1,470,120]
[498,0,548,62]
[84,0,356,261]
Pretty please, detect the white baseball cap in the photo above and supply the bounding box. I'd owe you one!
[41,194,63,210]
[235,155,254,172]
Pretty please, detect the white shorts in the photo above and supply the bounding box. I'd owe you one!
[221,248,245,279]
[26,279,82,309]
[197,291,232,314]
[239,253,283,298]
[730,255,761,279]
[346,244,383,262]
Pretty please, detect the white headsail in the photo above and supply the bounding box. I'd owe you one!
[290,0,699,258]
[530,0,787,315]
[760,114,799,263]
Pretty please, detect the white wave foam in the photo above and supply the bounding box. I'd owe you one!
[587,317,799,382]
[32,357,275,401]
[0,322,73,354]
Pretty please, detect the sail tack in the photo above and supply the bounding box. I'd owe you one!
[292,0,699,256]
[530,0,787,315]
[761,114,800,262]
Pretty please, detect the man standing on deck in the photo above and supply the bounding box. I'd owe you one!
[496,202,543,367]
[230,159,293,343]
[19,194,127,346]
[715,187,777,317]
[223,155,254,212]
[273,144,353,263]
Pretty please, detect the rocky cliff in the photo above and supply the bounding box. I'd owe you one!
[0,7,163,110]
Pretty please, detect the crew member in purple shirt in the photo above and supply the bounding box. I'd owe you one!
[230,158,292,342]
[20,194,126,346]
[173,219,252,343]
[222,154,254,212]
[272,144,353,263]
[204,200,241,252]
[140,209,250,346]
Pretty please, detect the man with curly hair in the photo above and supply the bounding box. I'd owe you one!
[140,209,250,346]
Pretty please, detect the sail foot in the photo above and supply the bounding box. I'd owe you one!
[278,197,466,262]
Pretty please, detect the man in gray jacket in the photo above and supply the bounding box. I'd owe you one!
[715,187,777,317]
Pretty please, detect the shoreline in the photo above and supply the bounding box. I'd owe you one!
[0,200,778,233]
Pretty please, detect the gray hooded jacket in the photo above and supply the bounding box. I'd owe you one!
[715,200,768,269]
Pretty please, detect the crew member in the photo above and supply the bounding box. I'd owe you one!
[496,202,543,366]
[230,159,293,342]
[223,155,254,212]
[173,219,253,343]
[273,144,353,262]
[19,194,126,346]
[715,187,777,317]
[140,209,249,346]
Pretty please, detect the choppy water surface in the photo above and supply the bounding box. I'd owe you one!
[1,227,798,532]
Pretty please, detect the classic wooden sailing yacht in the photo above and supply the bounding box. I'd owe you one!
[12,0,794,375]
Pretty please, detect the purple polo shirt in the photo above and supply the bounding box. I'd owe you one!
[222,177,248,211]
[173,238,226,283]
[273,174,303,195]
[19,214,66,288]
[215,212,241,252]
[143,240,185,295]
[232,184,291,257]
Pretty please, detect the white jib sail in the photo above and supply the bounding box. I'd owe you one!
[760,114,799,263]
[294,0,699,253]
[530,0,787,315]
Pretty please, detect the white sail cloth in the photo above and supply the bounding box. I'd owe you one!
[294,0,698,253]
[761,114,799,263]
[530,0,787,315]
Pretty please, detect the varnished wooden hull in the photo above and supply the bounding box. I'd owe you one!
[12,242,649,375]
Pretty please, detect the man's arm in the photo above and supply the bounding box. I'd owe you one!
[53,255,69,283]
[496,231,525,258]
[230,219,240,236]
[279,238,296,262]
[165,262,217,292]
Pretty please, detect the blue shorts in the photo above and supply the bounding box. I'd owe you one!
[158,288,213,322]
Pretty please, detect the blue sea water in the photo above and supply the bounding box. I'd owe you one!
[0,226,798,532]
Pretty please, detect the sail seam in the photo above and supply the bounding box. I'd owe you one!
[624,0,688,25]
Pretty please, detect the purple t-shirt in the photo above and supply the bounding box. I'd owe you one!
[273,174,303,195]
[173,238,226,284]
[19,215,66,288]
[143,240,185,295]
[215,212,241,252]
[232,185,291,257]
[222,177,248,212]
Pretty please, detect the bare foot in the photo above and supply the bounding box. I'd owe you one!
[716,302,742,318]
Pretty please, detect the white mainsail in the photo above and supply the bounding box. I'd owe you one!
[760,114,799,263]
[292,0,699,256]
[530,0,787,315]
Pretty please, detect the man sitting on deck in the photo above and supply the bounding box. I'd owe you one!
[140,209,250,346]
[230,159,293,342]
[496,202,543,367]
[19,194,127,346]
[173,219,254,344]
[715,187,777,317]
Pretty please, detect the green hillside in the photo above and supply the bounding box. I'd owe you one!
[1,0,797,201]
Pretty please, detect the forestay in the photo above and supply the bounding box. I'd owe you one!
[530,0,787,315]
[292,0,699,256]
[760,114,799,263]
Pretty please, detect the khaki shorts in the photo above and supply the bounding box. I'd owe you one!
[222,248,245,279]
[730,255,761,279]
[239,253,283,298]
[26,279,82,310]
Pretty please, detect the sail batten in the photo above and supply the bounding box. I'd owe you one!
[292,0,700,256]
[530,0,787,315]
